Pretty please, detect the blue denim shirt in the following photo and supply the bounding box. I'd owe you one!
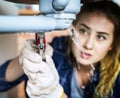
[0,60,28,91]
[0,37,120,98]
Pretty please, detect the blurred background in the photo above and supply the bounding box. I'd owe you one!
[0,1,38,98]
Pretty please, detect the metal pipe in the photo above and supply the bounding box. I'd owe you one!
[52,0,70,11]
[0,15,72,32]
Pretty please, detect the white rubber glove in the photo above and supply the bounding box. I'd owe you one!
[19,39,63,98]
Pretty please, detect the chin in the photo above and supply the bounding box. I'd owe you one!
[78,58,93,66]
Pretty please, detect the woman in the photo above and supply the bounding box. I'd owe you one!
[0,0,120,98]
[19,1,120,98]
[66,1,120,97]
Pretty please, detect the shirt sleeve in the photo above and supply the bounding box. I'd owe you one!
[50,36,67,53]
[0,60,27,92]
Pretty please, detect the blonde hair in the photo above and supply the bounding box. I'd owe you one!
[94,49,120,98]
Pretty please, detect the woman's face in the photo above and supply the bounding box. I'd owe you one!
[72,13,114,65]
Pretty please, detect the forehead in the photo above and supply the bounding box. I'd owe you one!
[79,12,109,22]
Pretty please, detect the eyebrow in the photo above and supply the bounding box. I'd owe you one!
[79,23,90,30]
[97,32,110,36]
[79,23,110,36]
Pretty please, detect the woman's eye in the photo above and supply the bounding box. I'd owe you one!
[79,29,88,35]
[97,34,106,40]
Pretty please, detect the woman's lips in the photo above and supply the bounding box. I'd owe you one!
[80,51,92,59]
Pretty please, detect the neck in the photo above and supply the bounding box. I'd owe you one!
[76,63,91,73]
[76,62,96,72]
[74,63,95,89]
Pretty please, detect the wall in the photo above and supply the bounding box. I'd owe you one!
[0,34,18,98]
[0,33,35,98]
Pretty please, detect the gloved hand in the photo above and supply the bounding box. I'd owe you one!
[19,39,64,98]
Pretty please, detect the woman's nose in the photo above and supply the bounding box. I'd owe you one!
[84,35,94,50]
